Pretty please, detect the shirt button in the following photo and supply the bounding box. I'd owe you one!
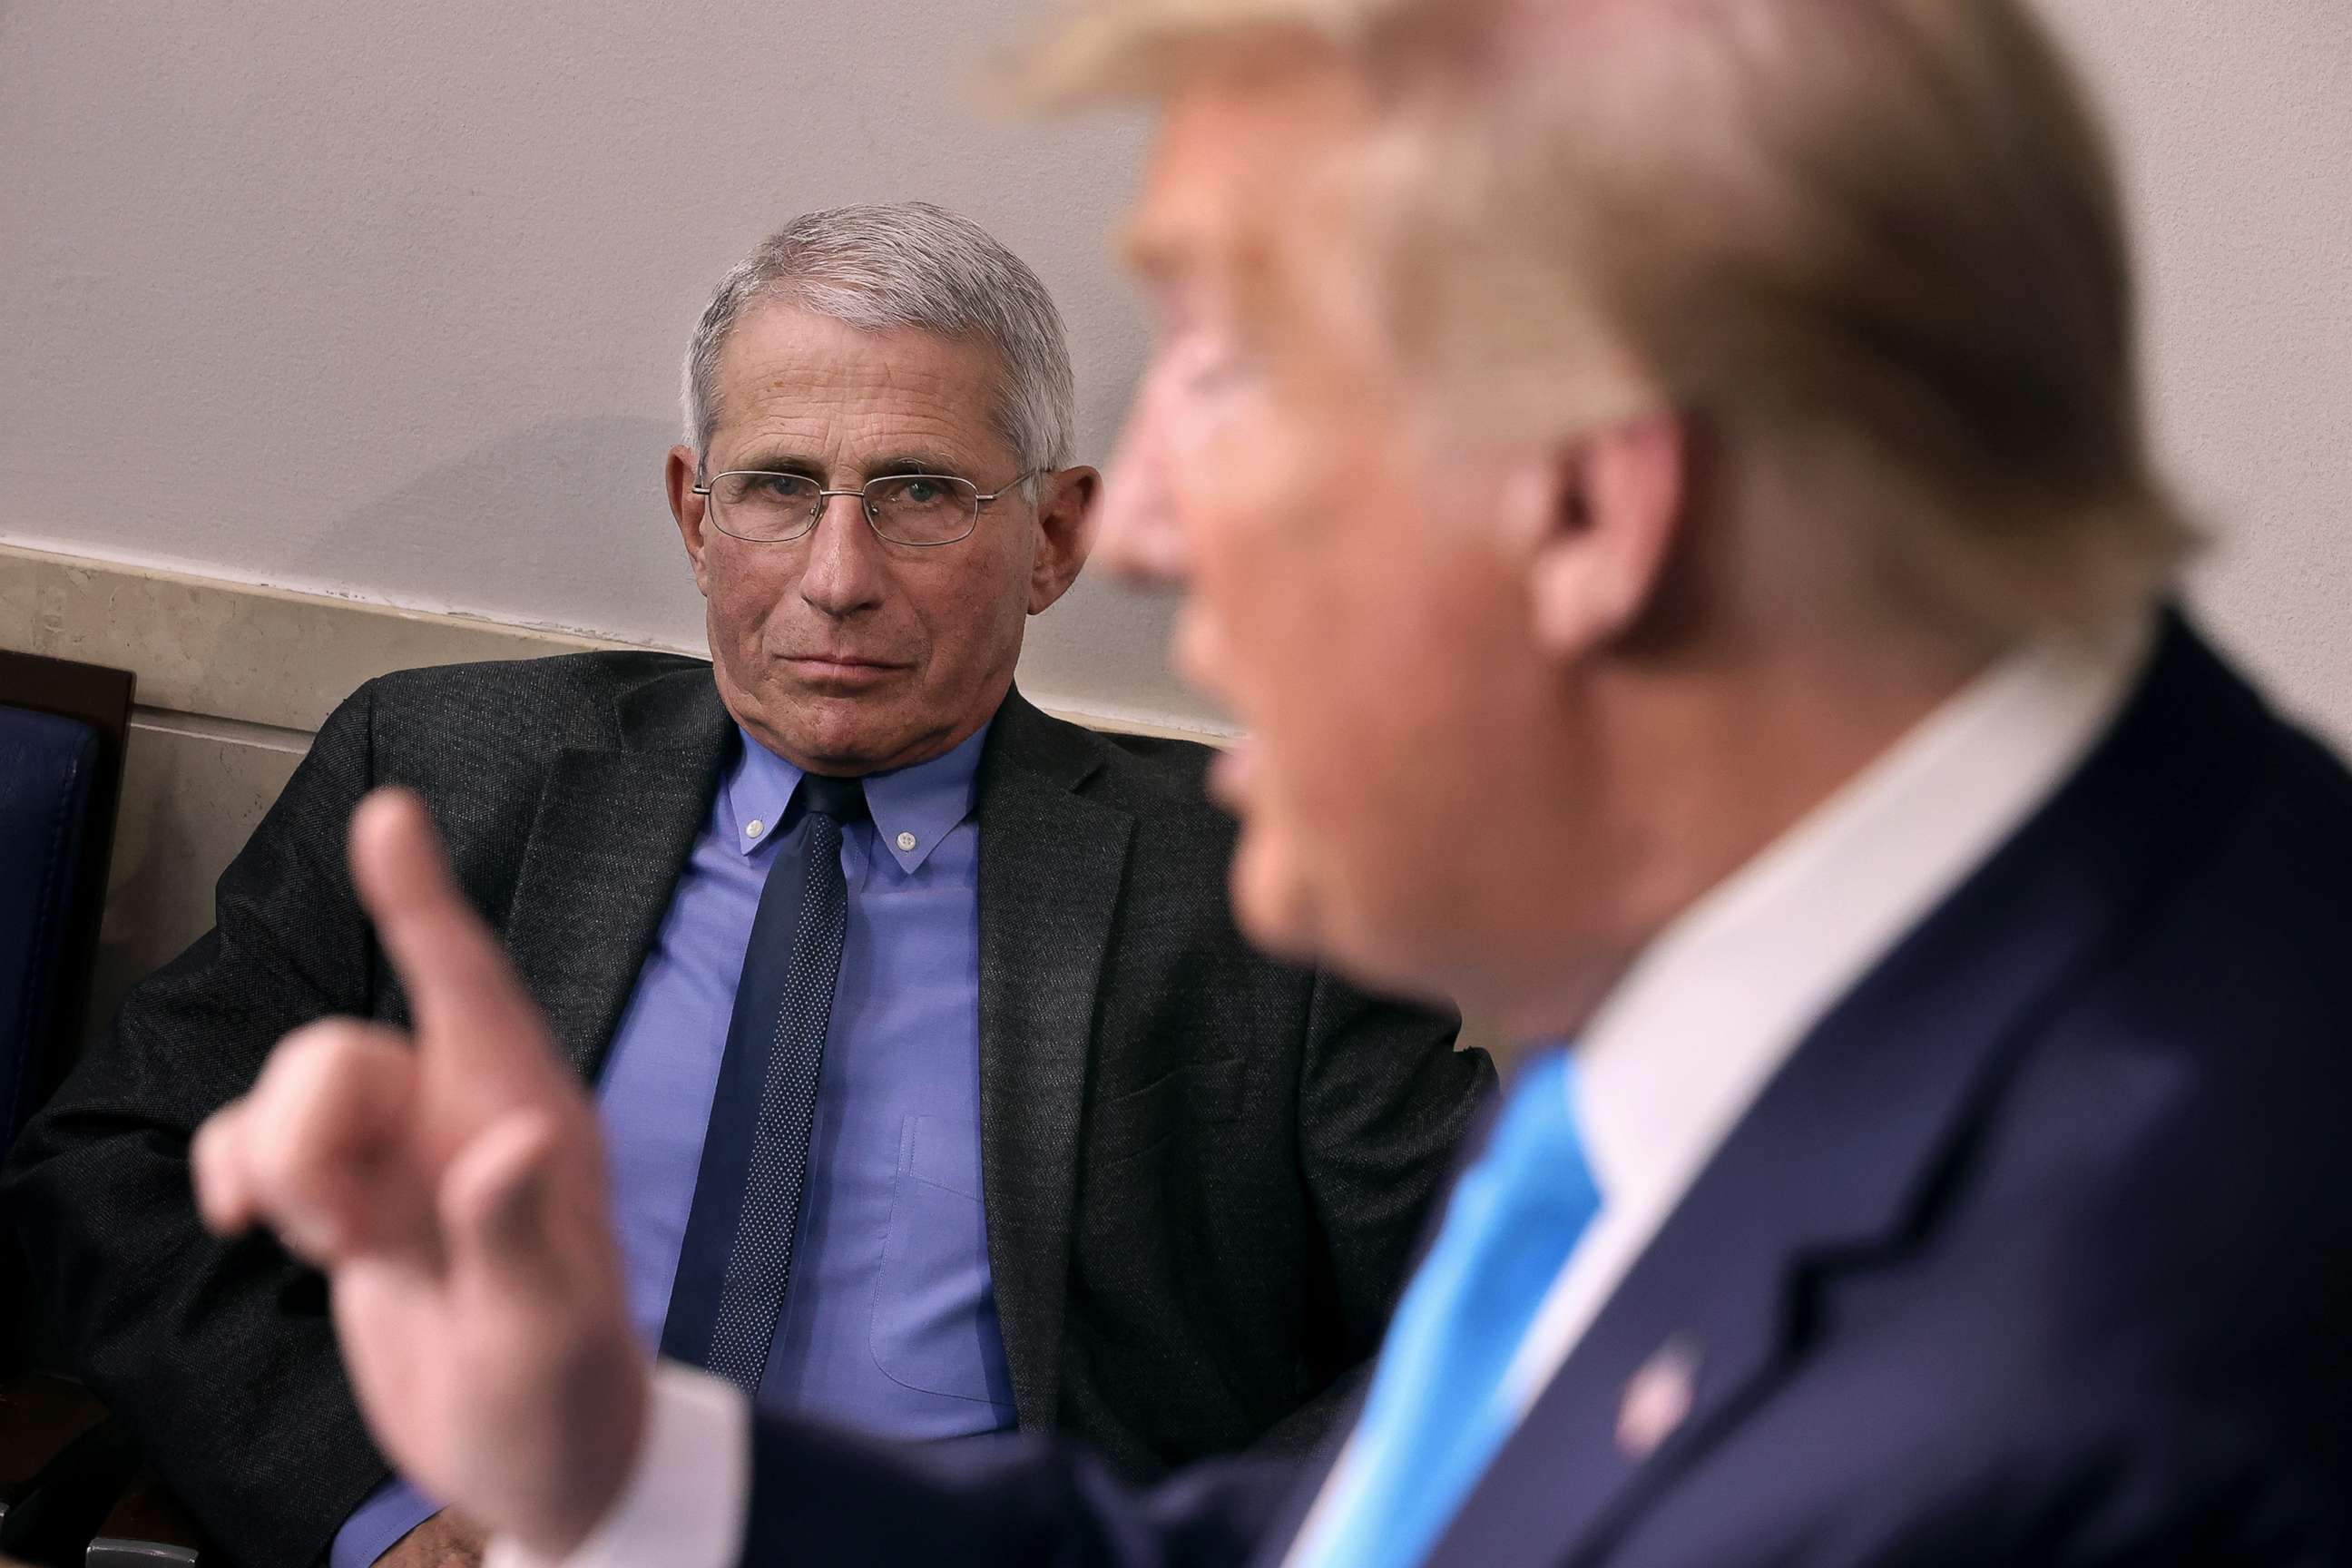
[896,830,917,852]
[746,819,764,838]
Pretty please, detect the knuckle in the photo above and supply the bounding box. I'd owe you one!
[250,1023,380,1179]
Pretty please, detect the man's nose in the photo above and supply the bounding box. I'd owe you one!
[798,492,888,616]
[1096,406,1191,586]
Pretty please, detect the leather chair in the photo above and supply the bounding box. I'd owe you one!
[1,651,134,1370]
[0,703,106,1152]
[0,656,211,1564]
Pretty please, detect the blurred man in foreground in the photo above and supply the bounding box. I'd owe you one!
[191,0,2352,1564]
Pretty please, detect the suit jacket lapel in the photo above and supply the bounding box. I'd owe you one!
[502,666,734,1080]
[974,691,1135,1429]
[1425,616,2263,1568]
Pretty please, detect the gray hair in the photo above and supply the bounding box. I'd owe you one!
[681,201,1076,475]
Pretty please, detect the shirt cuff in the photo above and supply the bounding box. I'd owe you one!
[484,1361,750,1568]
[331,1476,445,1568]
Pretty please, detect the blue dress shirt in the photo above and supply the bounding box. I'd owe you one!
[334,721,1014,1566]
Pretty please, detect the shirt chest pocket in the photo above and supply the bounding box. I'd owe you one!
[869,1114,1017,1407]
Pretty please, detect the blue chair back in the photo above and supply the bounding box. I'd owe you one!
[0,706,103,1151]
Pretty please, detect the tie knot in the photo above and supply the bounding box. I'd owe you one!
[798,773,869,826]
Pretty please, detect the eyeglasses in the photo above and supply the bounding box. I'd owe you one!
[691,470,1043,547]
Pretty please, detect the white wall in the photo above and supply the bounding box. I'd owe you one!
[4,0,2348,741]
[2043,1,2352,744]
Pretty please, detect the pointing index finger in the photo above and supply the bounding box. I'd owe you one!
[348,789,568,1114]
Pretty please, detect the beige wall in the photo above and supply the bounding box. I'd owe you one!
[2042,0,2352,744]
[0,0,1199,730]
[3,0,2348,744]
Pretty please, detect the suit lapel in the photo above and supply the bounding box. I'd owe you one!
[974,692,1135,1429]
[1424,617,2265,1567]
[502,668,733,1080]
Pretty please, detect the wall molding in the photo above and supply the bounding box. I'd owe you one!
[2,539,1236,1048]
[0,542,1230,744]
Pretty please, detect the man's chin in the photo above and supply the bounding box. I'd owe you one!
[745,713,912,777]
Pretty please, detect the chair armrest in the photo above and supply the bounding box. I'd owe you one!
[0,1380,139,1565]
[0,1376,108,1513]
[84,1465,214,1567]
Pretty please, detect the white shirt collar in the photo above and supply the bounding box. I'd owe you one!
[1573,614,2155,1218]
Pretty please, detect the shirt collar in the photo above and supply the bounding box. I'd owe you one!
[720,720,991,875]
[1570,614,2155,1218]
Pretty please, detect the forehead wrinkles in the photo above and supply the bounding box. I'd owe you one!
[724,326,970,407]
[714,321,1008,464]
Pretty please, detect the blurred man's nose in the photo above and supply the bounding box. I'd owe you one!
[1097,360,1192,586]
[798,493,889,618]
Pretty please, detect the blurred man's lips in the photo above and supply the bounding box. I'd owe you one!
[1209,743,1256,814]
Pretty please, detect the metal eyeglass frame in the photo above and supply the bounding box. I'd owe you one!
[690,469,1045,547]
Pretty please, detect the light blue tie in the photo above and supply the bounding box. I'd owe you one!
[1294,1050,1600,1568]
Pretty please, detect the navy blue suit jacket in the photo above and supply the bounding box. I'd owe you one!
[730,615,2352,1566]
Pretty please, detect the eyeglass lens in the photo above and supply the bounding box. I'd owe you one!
[709,473,977,544]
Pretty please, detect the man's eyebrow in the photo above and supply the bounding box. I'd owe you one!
[1122,201,1217,277]
[719,450,978,481]
[866,452,972,478]
[720,449,825,479]
[1118,226,1177,282]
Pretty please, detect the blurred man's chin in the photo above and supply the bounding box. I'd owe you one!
[1226,828,1326,966]
[1232,829,1465,1010]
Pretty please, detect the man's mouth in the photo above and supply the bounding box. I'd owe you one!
[780,653,911,686]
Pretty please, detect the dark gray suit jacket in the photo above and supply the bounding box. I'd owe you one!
[2,652,1486,1568]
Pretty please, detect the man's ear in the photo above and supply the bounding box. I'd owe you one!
[665,445,713,598]
[1525,415,1689,658]
[1028,466,1102,615]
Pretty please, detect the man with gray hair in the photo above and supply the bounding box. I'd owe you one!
[3,201,1484,1568]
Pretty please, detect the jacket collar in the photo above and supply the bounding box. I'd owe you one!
[501,662,733,1077]
[971,688,1135,1428]
[613,660,735,758]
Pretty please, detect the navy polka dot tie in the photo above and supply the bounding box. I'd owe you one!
[699,771,869,1395]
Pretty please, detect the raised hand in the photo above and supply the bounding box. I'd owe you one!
[191,789,647,1561]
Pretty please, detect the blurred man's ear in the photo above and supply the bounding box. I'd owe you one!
[1030,466,1102,614]
[1524,416,1689,660]
[665,445,713,597]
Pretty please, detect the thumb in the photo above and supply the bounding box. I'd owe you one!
[436,1110,578,1300]
[348,789,568,1117]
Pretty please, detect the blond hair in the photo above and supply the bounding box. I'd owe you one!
[1021,0,2189,632]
